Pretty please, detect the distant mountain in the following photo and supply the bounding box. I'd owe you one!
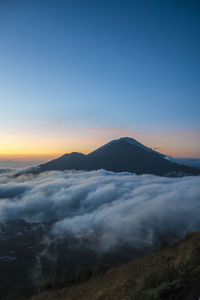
[39,137,200,176]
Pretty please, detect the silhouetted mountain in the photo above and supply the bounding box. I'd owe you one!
[39,137,200,176]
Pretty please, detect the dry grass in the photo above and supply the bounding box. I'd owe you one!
[30,232,200,300]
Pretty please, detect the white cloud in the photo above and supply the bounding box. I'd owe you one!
[165,156,200,169]
[0,169,200,251]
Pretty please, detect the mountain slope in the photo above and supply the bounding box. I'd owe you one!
[89,137,165,158]
[39,137,200,176]
[30,231,200,300]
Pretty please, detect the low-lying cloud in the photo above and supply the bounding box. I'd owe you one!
[1,169,200,251]
[165,156,200,169]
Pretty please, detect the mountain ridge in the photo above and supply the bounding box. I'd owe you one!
[39,137,200,176]
[89,137,165,158]
[30,231,200,300]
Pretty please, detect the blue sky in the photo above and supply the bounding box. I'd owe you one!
[0,0,200,159]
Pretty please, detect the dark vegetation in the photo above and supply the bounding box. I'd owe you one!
[0,219,148,299]
[40,265,109,291]
[28,232,200,300]
[1,218,200,299]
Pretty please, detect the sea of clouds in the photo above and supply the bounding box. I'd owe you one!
[165,157,200,169]
[0,168,200,251]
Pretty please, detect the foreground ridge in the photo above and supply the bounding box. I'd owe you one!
[30,231,200,300]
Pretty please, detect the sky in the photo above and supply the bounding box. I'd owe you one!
[0,0,200,161]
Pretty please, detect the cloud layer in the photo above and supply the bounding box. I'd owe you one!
[0,169,200,250]
[165,157,200,169]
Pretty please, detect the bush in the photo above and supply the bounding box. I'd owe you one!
[40,264,109,291]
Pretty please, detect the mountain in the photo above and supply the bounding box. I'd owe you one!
[39,137,200,176]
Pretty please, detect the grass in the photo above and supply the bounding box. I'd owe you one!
[29,232,200,300]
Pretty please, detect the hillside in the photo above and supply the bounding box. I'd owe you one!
[29,231,200,300]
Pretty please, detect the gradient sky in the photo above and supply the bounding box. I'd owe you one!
[0,0,200,160]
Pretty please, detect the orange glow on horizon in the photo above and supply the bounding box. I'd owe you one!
[0,128,200,161]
